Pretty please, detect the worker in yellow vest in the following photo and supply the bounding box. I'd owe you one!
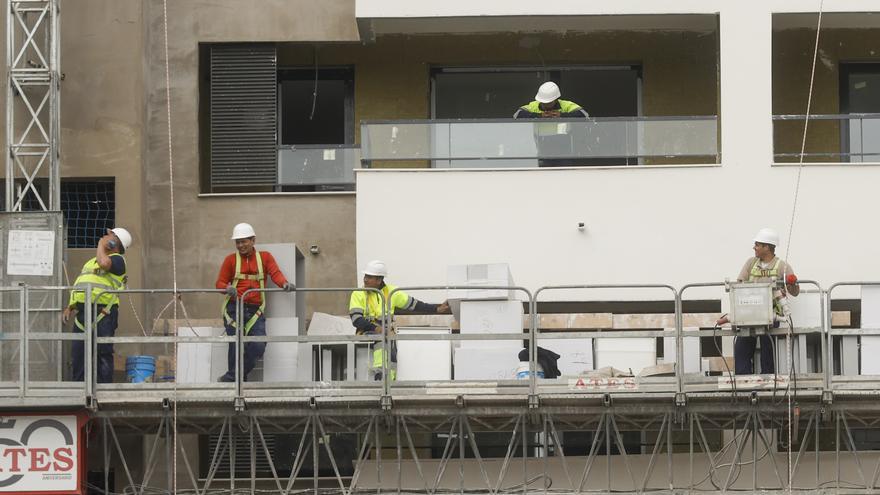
[63,227,133,383]
[349,260,449,381]
[514,82,589,120]
[215,223,293,382]
[514,81,589,167]
[716,228,800,375]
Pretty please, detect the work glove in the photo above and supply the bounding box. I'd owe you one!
[785,274,798,285]
[282,282,295,292]
[225,284,237,298]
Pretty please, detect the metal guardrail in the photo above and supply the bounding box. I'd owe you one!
[825,281,880,393]
[387,285,534,398]
[534,284,680,395]
[277,144,359,189]
[773,113,880,162]
[0,279,874,405]
[360,116,719,167]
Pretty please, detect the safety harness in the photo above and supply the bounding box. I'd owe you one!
[221,250,265,334]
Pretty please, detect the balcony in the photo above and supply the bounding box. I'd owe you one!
[360,116,718,168]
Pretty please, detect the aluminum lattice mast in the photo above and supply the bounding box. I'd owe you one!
[5,0,60,211]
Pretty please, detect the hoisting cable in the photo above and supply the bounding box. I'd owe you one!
[160,0,179,492]
[784,1,824,492]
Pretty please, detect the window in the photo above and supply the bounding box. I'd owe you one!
[61,180,115,248]
[431,66,641,119]
[277,66,356,192]
[840,63,880,162]
[0,179,115,248]
[200,44,356,193]
[279,67,354,146]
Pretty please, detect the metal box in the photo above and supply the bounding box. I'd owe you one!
[728,282,774,327]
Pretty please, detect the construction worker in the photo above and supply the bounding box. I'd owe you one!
[63,227,133,383]
[513,81,589,120]
[514,81,589,167]
[716,228,800,375]
[215,223,293,382]
[349,260,449,381]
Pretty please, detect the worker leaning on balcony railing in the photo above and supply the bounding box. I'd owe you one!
[513,81,589,120]
[62,227,133,383]
[349,260,449,381]
[514,81,589,167]
[215,223,293,383]
[716,228,800,375]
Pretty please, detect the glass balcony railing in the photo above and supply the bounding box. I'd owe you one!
[277,144,359,189]
[360,116,718,167]
[773,113,880,163]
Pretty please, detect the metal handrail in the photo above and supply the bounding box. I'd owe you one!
[362,115,718,125]
[240,286,386,394]
[679,280,826,391]
[773,113,880,120]
[4,279,878,403]
[387,285,534,396]
[535,284,680,393]
[825,281,880,391]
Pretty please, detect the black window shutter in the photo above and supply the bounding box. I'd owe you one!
[210,44,277,188]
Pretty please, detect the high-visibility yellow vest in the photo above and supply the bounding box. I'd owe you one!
[349,284,412,381]
[748,257,784,315]
[221,250,265,334]
[520,100,583,115]
[520,100,585,138]
[747,257,781,281]
[349,284,409,325]
[69,254,126,307]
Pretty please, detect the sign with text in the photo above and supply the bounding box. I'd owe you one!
[6,230,55,277]
[0,414,84,494]
[717,374,790,390]
[569,376,638,391]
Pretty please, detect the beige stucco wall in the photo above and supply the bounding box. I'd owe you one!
[773,27,880,161]
[141,0,360,320]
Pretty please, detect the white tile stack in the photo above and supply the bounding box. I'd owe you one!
[447,263,524,380]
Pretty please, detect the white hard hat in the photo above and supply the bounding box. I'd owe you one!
[535,81,561,104]
[110,228,132,250]
[363,260,388,277]
[231,223,256,240]
[753,228,779,246]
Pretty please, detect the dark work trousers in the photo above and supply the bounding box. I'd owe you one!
[221,302,267,382]
[72,303,118,383]
[734,333,776,375]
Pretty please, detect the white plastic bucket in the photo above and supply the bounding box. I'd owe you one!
[515,361,544,379]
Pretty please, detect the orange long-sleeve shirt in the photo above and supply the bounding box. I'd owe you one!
[215,250,288,306]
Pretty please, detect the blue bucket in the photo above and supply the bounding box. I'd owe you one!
[125,355,156,383]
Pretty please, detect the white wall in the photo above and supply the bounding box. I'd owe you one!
[357,0,880,19]
[355,2,880,302]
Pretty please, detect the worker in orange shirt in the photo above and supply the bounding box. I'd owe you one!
[215,223,293,382]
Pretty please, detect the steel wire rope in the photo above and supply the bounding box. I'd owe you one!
[160,0,180,493]
[783,2,824,492]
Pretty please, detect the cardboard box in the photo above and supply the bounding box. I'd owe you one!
[706,356,735,373]
[662,333,701,373]
[595,338,655,375]
[459,300,524,351]
[307,312,353,336]
[537,338,593,375]
[447,263,515,301]
[453,347,520,380]
[262,317,300,382]
[396,327,452,381]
